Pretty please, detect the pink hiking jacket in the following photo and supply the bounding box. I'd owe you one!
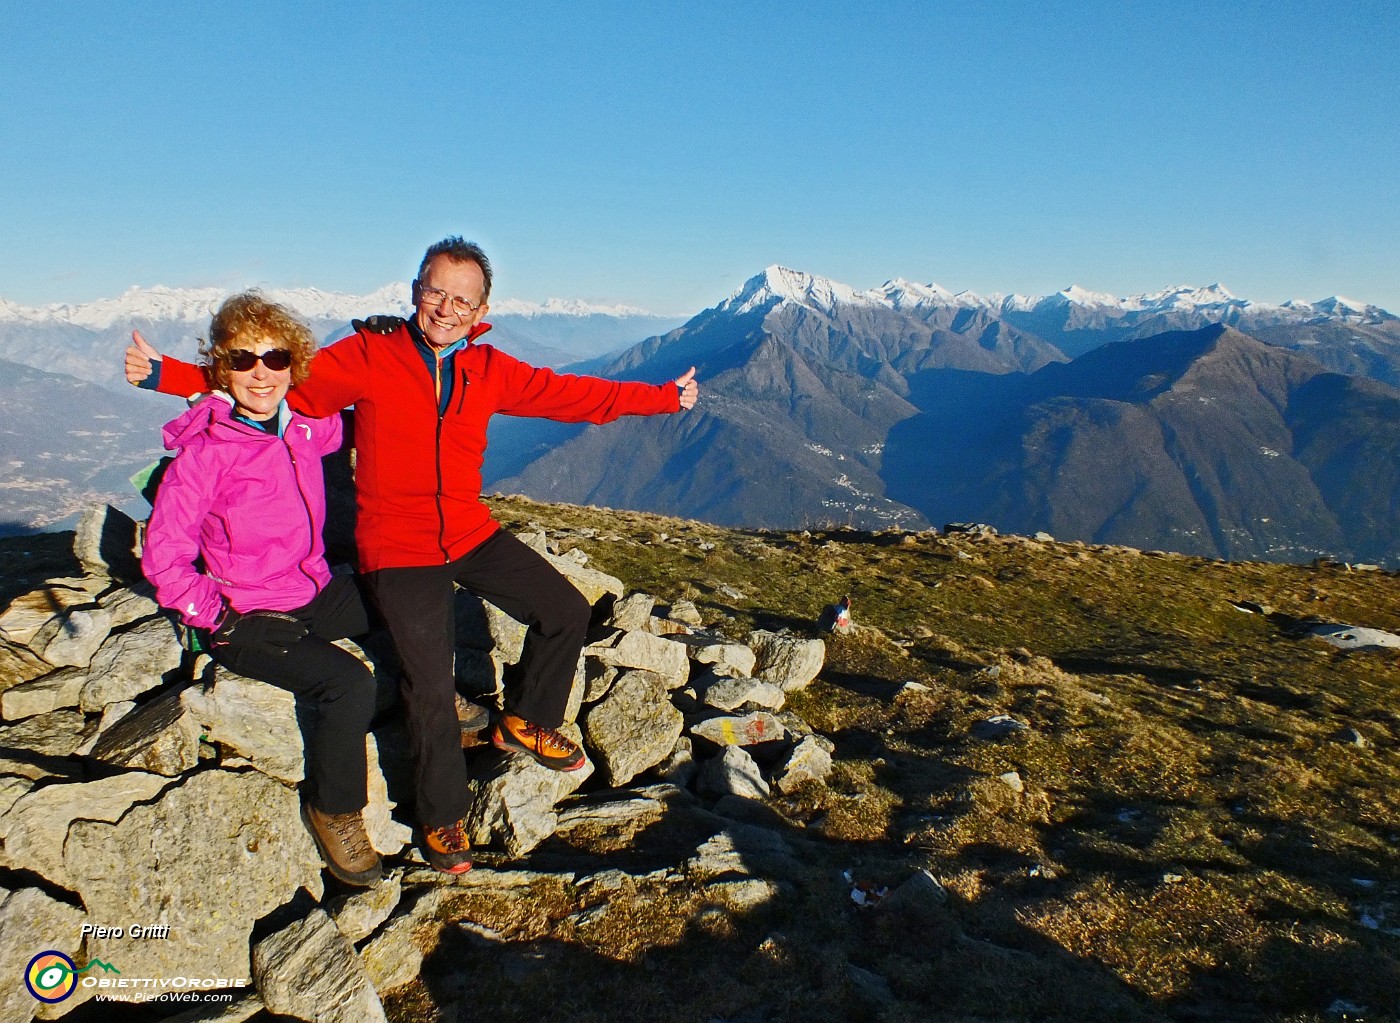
[143,394,342,629]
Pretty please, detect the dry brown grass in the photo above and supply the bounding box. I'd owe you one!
[399,496,1400,1022]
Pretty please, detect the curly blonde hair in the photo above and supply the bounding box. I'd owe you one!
[200,291,317,391]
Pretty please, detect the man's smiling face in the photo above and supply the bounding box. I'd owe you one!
[413,255,490,350]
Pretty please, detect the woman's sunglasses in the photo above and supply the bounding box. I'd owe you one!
[226,349,293,372]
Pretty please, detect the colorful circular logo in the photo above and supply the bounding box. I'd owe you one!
[24,951,76,1003]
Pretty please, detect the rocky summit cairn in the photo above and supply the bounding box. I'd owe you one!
[0,504,837,1021]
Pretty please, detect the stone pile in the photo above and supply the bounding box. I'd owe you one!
[0,507,836,1022]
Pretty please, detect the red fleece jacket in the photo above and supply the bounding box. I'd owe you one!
[154,320,680,571]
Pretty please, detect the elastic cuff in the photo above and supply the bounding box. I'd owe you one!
[135,360,163,390]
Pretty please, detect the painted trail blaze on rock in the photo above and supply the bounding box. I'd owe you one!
[690,711,787,749]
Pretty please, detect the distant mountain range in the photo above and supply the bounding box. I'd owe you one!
[491,267,1400,565]
[0,358,168,535]
[0,285,686,389]
[4,270,1399,563]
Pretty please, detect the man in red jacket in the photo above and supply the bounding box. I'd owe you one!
[127,237,699,874]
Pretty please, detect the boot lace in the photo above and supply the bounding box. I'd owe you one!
[518,720,578,756]
[326,812,374,859]
[428,819,469,853]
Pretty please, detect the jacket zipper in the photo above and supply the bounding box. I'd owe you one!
[435,410,449,563]
[286,436,319,589]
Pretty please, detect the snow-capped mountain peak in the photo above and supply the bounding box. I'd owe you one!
[489,296,661,318]
[875,278,963,311]
[0,284,671,329]
[721,266,871,316]
[1049,284,1123,309]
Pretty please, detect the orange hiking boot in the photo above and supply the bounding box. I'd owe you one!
[423,818,473,874]
[491,713,587,772]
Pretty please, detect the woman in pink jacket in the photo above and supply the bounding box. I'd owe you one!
[143,292,383,886]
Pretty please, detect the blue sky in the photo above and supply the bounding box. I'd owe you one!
[2,1,1396,314]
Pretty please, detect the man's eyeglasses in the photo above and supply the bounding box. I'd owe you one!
[418,284,483,316]
[226,349,293,372]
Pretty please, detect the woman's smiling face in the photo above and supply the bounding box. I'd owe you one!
[226,337,291,421]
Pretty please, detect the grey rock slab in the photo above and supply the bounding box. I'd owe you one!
[666,599,705,627]
[646,615,694,636]
[0,887,87,1023]
[542,552,624,606]
[401,867,576,889]
[180,670,408,854]
[465,729,594,857]
[1,666,86,720]
[685,637,757,677]
[562,654,588,727]
[182,668,303,784]
[75,504,144,582]
[582,661,619,704]
[698,745,770,800]
[652,736,697,788]
[608,593,657,632]
[74,700,136,756]
[0,642,52,696]
[80,617,183,712]
[581,670,684,786]
[704,877,781,911]
[358,889,449,993]
[32,606,113,669]
[0,771,172,887]
[98,584,161,631]
[689,711,787,750]
[327,870,404,944]
[694,671,785,712]
[358,910,435,994]
[971,714,1029,740]
[160,993,267,1023]
[1307,623,1400,651]
[684,827,797,881]
[0,776,32,818]
[456,592,528,664]
[553,790,667,837]
[70,770,324,985]
[749,631,825,692]
[772,734,834,794]
[584,629,691,688]
[0,585,98,647]
[878,869,949,920]
[253,909,387,1022]
[0,708,89,758]
[89,688,202,776]
[363,733,411,856]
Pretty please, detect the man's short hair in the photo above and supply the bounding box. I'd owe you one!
[417,237,493,300]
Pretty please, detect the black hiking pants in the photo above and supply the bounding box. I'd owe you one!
[211,574,375,816]
[362,529,590,829]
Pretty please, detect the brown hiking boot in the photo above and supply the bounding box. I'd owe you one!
[302,804,382,887]
[491,713,587,772]
[423,818,473,874]
[455,693,491,749]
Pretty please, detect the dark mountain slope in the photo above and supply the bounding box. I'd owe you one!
[884,326,1400,563]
